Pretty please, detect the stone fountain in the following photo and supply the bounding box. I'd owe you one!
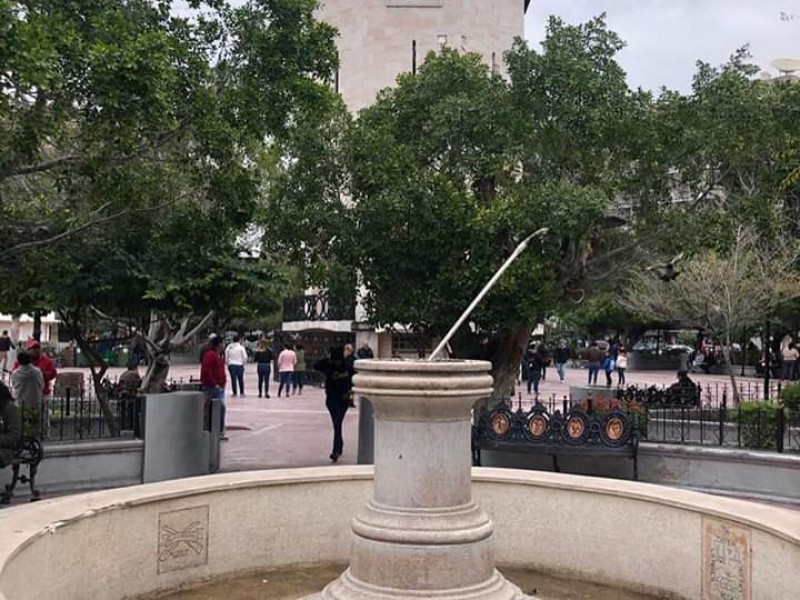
[309,359,531,600]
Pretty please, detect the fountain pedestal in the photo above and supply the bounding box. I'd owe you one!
[309,360,531,600]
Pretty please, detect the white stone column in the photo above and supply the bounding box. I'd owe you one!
[311,360,530,600]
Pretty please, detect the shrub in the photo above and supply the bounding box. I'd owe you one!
[733,402,779,451]
[780,383,800,411]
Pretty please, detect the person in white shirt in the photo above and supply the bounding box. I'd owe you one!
[225,335,249,397]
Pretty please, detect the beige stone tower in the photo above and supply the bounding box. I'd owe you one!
[317,0,529,111]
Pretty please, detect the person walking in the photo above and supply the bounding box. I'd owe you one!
[10,351,43,436]
[276,342,297,398]
[200,336,228,440]
[313,346,355,463]
[554,340,570,383]
[586,341,604,386]
[536,342,550,382]
[344,343,357,406]
[0,331,15,380]
[616,347,628,386]
[225,335,248,397]
[253,340,274,399]
[525,345,543,396]
[292,343,306,396]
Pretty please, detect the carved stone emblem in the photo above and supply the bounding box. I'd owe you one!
[158,506,210,574]
[702,517,751,600]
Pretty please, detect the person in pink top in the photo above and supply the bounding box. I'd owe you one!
[276,342,297,398]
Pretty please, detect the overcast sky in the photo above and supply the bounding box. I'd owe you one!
[525,1,800,93]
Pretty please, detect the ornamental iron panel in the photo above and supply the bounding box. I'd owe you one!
[473,399,639,479]
[283,294,356,323]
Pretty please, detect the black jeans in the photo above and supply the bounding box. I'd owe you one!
[326,396,350,456]
[257,363,271,396]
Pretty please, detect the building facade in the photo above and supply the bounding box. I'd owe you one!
[317,0,529,111]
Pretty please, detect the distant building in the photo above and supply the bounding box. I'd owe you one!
[317,0,529,111]
[0,313,60,345]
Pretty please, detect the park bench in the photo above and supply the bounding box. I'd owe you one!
[1,435,43,504]
[472,400,640,480]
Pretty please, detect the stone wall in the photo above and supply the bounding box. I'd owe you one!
[0,439,143,495]
[479,442,800,504]
[317,0,525,110]
[1,468,798,600]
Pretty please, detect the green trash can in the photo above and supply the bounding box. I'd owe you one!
[116,349,130,368]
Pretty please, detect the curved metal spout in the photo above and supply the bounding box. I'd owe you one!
[428,228,549,360]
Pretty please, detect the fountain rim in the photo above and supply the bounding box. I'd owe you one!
[2,467,799,561]
[353,359,493,373]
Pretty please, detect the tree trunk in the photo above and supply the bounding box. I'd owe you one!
[58,310,119,436]
[141,351,171,394]
[89,367,118,436]
[487,324,532,405]
[722,332,740,405]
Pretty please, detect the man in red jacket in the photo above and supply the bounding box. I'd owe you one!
[13,340,57,397]
[200,336,227,440]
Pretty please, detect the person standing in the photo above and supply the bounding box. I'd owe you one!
[616,347,628,386]
[554,340,570,383]
[586,341,604,386]
[0,382,22,469]
[13,340,56,398]
[313,346,355,463]
[0,331,15,379]
[781,342,799,382]
[356,342,374,360]
[10,351,44,437]
[276,342,297,398]
[292,343,306,396]
[200,336,228,440]
[225,335,248,397]
[253,340,274,399]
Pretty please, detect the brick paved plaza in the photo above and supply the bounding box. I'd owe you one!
[134,363,753,472]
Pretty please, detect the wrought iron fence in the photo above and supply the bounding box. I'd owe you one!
[499,383,799,455]
[21,373,142,442]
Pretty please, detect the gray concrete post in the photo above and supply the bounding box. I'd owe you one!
[142,392,209,483]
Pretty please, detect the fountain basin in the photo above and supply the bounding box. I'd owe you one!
[1,467,798,600]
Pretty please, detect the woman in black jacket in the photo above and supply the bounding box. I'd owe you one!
[313,346,355,463]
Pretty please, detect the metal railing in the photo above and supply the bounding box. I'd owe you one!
[500,383,799,454]
[20,374,143,442]
[282,293,356,323]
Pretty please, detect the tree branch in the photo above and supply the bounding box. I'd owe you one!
[4,199,178,254]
